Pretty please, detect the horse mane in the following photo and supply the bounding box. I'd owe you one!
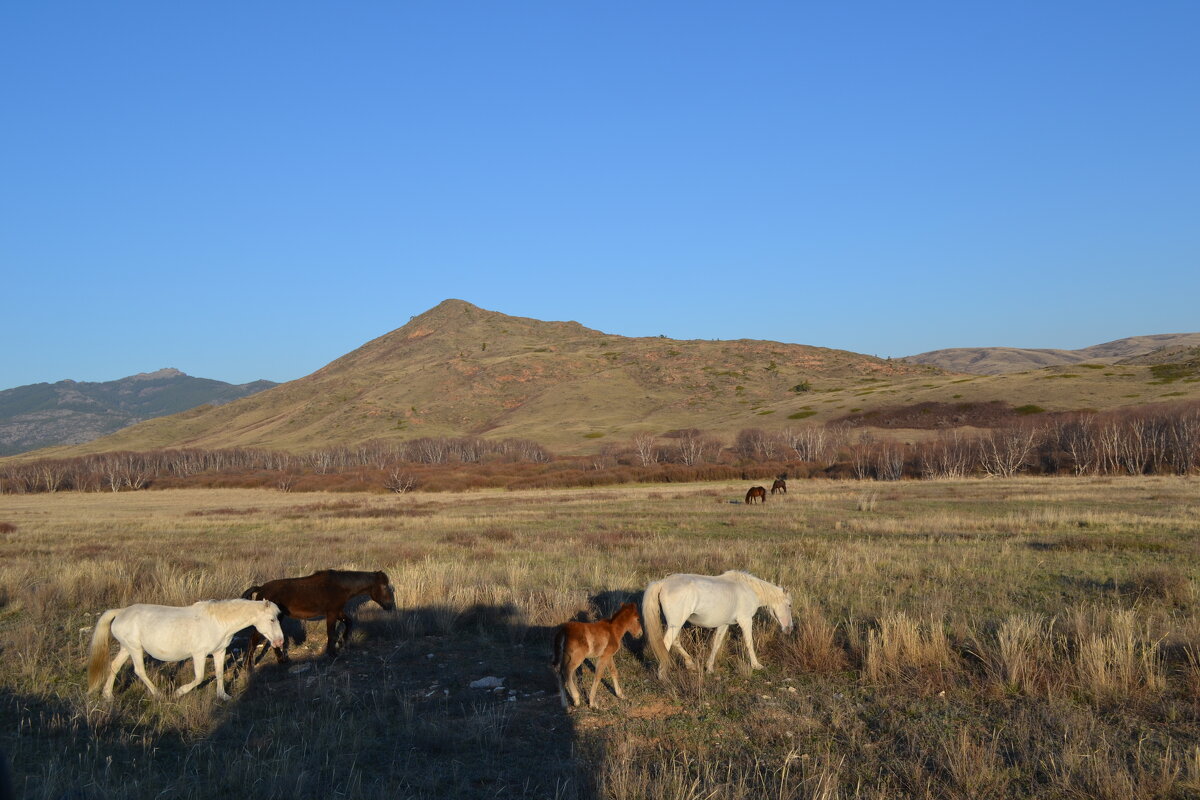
[719,570,784,599]
[202,598,272,625]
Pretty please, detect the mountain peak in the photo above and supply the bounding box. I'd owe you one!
[130,368,186,381]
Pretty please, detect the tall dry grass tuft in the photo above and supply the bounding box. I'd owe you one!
[863,612,958,686]
[1071,607,1166,701]
[779,599,848,674]
[974,613,1057,695]
[938,728,1012,799]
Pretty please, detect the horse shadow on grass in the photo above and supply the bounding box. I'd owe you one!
[2,604,597,800]
[212,602,599,798]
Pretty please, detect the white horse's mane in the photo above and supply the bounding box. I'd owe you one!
[199,598,272,625]
[719,570,785,599]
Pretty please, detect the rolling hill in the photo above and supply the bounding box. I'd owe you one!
[902,333,1200,375]
[0,369,276,456]
[16,301,1200,458]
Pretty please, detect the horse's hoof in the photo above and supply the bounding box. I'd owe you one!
[217,692,231,701]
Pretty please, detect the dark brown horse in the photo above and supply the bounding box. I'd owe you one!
[745,486,767,504]
[771,479,787,495]
[242,569,396,669]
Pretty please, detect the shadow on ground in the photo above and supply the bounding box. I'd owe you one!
[2,604,595,799]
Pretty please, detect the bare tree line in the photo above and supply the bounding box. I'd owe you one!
[2,402,1197,495]
[0,436,551,494]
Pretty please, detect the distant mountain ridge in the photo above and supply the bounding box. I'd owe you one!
[903,333,1200,375]
[0,369,277,456]
[12,302,1200,460]
[25,299,937,456]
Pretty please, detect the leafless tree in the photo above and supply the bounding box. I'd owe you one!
[383,470,419,494]
[632,433,659,466]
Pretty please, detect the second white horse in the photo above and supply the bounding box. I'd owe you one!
[643,570,792,678]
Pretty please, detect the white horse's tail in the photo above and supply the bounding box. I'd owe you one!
[87,608,122,692]
[642,580,670,670]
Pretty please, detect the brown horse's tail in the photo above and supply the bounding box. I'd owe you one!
[242,585,263,601]
[642,580,671,675]
[86,608,122,693]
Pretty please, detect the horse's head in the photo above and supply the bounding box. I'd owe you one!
[770,590,794,634]
[371,571,397,611]
[254,599,285,649]
[620,603,643,638]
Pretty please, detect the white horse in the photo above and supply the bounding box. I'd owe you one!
[643,570,793,678]
[87,598,284,700]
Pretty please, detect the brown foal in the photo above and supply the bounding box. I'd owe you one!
[551,602,643,709]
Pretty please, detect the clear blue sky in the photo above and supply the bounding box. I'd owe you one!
[3,2,1197,389]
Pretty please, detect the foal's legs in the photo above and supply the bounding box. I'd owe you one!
[103,648,131,699]
[561,656,583,707]
[587,655,610,708]
[738,617,764,670]
[706,624,730,672]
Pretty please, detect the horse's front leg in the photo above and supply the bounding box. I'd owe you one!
[587,656,609,708]
[175,653,208,697]
[706,624,730,673]
[325,613,340,656]
[608,656,625,700]
[244,630,262,672]
[738,617,764,670]
[212,649,230,700]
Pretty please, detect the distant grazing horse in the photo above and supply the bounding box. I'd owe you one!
[745,486,767,504]
[243,569,396,668]
[87,599,283,700]
[552,603,643,709]
[771,479,787,495]
[643,571,792,678]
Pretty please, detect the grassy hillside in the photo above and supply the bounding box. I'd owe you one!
[27,300,937,455]
[18,302,1200,459]
[903,333,1200,375]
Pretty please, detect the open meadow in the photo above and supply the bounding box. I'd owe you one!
[2,476,1200,799]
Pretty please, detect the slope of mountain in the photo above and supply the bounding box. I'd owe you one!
[17,302,1200,460]
[0,369,277,456]
[26,300,939,456]
[903,333,1200,375]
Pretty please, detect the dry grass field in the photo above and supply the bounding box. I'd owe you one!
[2,477,1200,798]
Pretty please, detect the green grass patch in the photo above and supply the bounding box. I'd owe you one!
[1014,404,1046,415]
[787,410,817,420]
[1150,362,1199,383]
[1078,363,1106,369]
[582,432,605,439]
[756,409,776,415]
